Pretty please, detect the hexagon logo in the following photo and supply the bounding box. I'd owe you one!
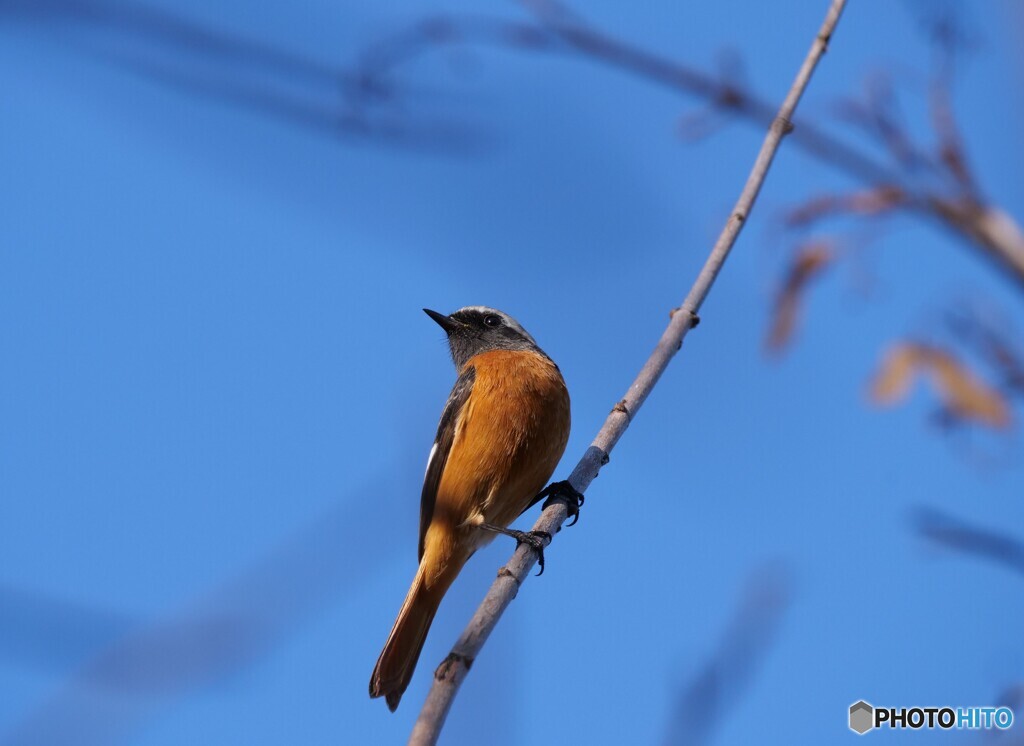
[849,700,874,735]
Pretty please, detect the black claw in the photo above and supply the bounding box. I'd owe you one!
[540,480,585,526]
[478,525,552,575]
[515,530,552,576]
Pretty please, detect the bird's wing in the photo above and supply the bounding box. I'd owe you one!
[419,365,476,561]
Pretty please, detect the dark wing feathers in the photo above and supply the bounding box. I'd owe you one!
[418,365,476,561]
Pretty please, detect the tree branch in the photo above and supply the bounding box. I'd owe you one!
[407,1,849,742]
[361,4,1024,297]
[528,2,1024,294]
[925,198,1024,289]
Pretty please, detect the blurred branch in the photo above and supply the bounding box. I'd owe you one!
[664,563,792,746]
[744,5,1024,437]
[925,199,1024,287]
[359,2,1024,293]
[913,506,1024,578]
[360,4,894,184]
[408,2,848,743]
[945,308,1024,397]
[0,479,400,746]
[0,585,134,673]
[524,1,1024,293]
[5,0,486,152]
[782,185,907,229]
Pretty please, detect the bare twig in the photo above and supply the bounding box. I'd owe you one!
[408,2,849,742]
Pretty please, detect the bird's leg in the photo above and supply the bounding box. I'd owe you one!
[536,480,585,526]
[478,524,552,576]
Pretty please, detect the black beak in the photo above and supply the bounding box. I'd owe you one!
[423,308,458,334]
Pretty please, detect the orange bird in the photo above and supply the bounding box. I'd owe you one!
[369,306,578,711]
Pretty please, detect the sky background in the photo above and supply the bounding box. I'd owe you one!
[2,0,1023,744]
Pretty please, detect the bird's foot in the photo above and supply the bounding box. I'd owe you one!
[478,524,553,576]
[537,480,585,526]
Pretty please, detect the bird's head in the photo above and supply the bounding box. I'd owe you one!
[423,306,545,369]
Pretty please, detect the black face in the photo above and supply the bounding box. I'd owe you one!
[423,306,545,369]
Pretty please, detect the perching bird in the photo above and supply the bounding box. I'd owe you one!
[369,306,576,711]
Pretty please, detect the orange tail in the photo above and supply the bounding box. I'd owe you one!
[370,567,446,711]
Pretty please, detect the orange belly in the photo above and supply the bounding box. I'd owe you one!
[422,349,570,578]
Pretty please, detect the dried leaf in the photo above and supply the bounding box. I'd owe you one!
[929,350,1011,428]
[870,344,919,403]
[765,242,833,352]
[870,343,1012,429]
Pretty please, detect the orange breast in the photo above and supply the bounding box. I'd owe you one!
[427,349,570,559]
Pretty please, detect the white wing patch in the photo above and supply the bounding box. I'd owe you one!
[423,442,439,480]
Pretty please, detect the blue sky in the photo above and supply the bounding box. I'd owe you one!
[2,0,1023,743]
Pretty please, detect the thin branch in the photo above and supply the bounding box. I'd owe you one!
[408,1,849,742]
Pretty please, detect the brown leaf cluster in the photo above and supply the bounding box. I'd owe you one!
[869,343,1012,429]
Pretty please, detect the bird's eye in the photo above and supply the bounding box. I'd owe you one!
[483,314,501,327]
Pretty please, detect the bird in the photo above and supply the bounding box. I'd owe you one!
[369,306,579,712]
